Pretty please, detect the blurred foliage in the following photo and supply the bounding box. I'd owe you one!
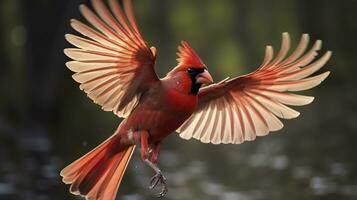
[0,0,357,200]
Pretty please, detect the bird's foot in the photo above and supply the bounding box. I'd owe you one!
[149,171,168,197]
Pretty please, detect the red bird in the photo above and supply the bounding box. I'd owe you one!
[61,0,332,199]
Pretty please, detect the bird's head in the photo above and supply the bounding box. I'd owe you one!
[167,41,213,95]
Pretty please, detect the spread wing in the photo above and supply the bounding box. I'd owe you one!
[64,0,158,118]
[177,33,332,144]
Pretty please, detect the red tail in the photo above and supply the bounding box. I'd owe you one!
[60,135,135,200]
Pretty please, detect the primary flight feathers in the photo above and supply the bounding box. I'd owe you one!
[178,33,331,144]
[64,0,157,118]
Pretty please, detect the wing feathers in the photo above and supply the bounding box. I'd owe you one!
[268,32,290,67]
[64,48,120,61]
[270,71,330,92]
[123,0,142,37]
[259,46,274,69]
[109,0,132,34]
[65,34,118,54]
[192,110,208,140]
[280,34,309,66]
[231,96,245,141]
[91,0,125,37]
[178,33,331,144]
[278,51,332,81]
[201,103,218,143]
[220,98,232,143]
[66,61,117,72]
[245,92,284,132]
[65,0,157,118]
[70,19,119,49]
[253,89,314,106]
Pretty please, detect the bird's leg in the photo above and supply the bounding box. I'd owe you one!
[150,142,161,164]
[139,131,167,197]
[148,142,167,196]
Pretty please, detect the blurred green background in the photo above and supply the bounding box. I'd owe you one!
[0,0,356,200]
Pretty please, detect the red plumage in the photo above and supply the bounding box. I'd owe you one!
[177,41,206,67]
[61,0,331,199]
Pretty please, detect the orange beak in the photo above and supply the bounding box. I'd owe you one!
[196,69,213,84]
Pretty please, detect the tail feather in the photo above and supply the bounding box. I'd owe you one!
[61,136,113,184]
[61,135,135,200]
[94,147,134,200]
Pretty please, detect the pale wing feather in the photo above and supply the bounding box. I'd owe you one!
[65,34,119,54]
[266,32,290,67]
[178,33,331,144]
[278,51,332,81]
[191,111,207,139]
[253,89,314,106]
[280,34,309,65]
[66,61,118,73]
[221,98,233,143]
[242,95,269,136]
[65,0,156,118]
[200,103,218,143]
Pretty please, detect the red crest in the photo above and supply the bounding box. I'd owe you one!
[176,41,206,67]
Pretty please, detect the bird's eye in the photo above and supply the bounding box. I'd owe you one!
[187,68,194,74]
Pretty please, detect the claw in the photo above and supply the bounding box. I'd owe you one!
[149,172,168,197]
[149,173,161,190]
[158,182,168,198]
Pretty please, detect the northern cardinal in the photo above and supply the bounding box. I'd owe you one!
[61,0,332,199]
